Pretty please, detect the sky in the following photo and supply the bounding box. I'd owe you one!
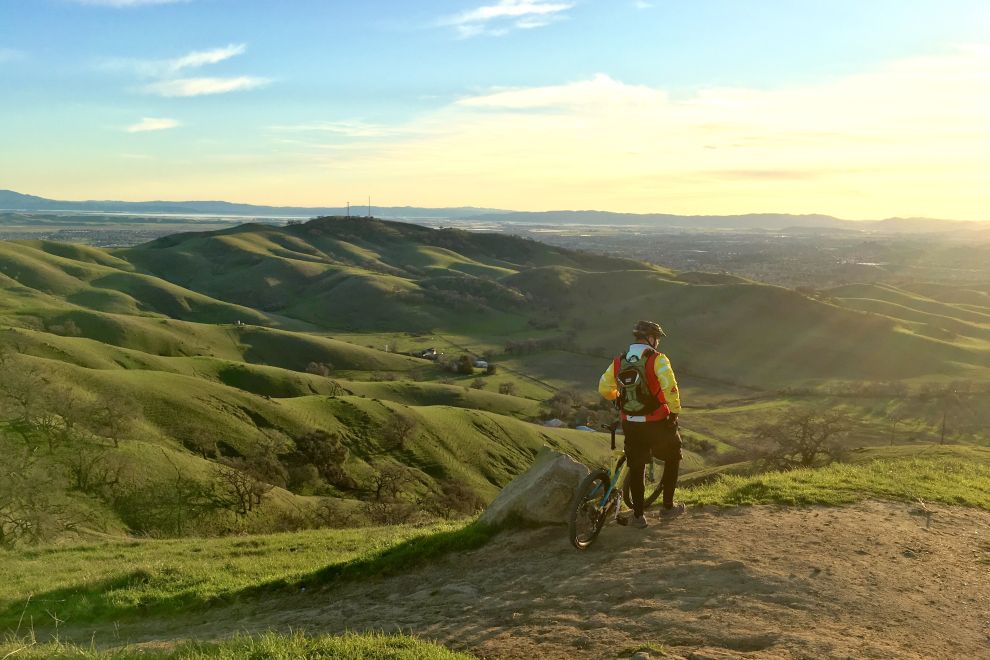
[1,0,989,219]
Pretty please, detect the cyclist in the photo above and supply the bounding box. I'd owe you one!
[597,320,684,529]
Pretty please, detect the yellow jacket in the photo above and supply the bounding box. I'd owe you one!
[598,344,682,419]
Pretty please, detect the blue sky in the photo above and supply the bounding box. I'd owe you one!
[1,0,989,218]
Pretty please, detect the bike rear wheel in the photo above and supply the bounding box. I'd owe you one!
[569,468,614,550]
[622,459,664,510]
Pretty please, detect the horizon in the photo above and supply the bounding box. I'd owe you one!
[2,1,990,219]
[2,187,986,223]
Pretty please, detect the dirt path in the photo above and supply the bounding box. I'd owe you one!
[76,501,990,659]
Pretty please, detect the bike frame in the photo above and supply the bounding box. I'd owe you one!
[594,423,627,509]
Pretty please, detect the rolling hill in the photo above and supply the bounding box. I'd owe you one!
[1,215,988,543]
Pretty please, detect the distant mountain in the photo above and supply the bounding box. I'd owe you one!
[470,210,983,233]
[1,190,983,232]
[0,190,509,219]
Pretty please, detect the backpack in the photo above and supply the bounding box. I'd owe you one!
[613,349,663,417]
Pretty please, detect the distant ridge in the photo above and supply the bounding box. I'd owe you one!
[0,190,509,219]
[0,190,982,231]
[471,210,983,232]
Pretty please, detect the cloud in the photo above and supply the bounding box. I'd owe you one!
[0,48,26,63]
[125,117,180,132]
[439,0,573,38]
[143,76,268,97]
[100,43,264,98]
[281,45,990,220]
[633,1,653,8]
[102,43,247,78]
[165,44,246,74]
[269,121,399,138]
[456,73,664,109]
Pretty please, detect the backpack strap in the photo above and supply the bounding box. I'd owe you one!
[641,350,671,422]
[644,351,667,404]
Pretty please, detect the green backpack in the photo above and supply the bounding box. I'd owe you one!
[613,349,663,417]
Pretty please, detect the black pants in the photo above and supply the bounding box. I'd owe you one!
[623,418,682,517]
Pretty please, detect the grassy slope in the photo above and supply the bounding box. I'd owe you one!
[3,448,988,636]
[1,219,989,546]
[0,632,472,659]
[0,522,465,627]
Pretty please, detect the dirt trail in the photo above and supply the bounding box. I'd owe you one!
[80,501,990,659]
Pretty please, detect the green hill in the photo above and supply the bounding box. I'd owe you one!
[1,216,989,545]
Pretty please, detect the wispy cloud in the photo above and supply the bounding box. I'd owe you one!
[0,48,26,63]
[102,43,247,78]
[165,44,245,74]
[143,76,268,97]
[125,117,180,132]
[439,0,574,38]
[100,43,266,97]
[269,120,400,138]
[633,1,653,9]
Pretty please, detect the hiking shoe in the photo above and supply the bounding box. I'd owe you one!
[617,513,648,528]
[659,502,686,518]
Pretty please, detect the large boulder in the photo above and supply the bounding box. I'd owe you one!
[480,448,589,527]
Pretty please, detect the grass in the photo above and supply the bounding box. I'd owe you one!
[0,522,469,630]
[683,456,990,509]
[0,631,473,659]
[2,218,990,549]
[306,521,497,584]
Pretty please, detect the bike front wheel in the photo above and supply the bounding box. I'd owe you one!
[569,468,614,550]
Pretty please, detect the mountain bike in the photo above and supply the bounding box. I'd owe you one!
[568,421,665,549]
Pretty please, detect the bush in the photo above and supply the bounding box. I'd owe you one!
[305,361,334,377]
[294,430,353,489]
[419,480,485,519]
[381,413,419,450]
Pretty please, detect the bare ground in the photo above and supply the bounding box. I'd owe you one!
[70,501,990,659]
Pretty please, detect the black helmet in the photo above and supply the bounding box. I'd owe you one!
[633,320,666,339]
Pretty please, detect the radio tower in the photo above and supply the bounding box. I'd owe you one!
[368,196,372,219]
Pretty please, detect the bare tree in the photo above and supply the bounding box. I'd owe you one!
[752,409,851,469]
[382,413,418,450]
[66,446,126,498]
[369,464,411,501]
[886,410,907,446]
[213,459,274,516]
[0,443,80,548]
[90,398,138,448]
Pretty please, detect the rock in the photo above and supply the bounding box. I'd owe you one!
[479,447,589,527]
